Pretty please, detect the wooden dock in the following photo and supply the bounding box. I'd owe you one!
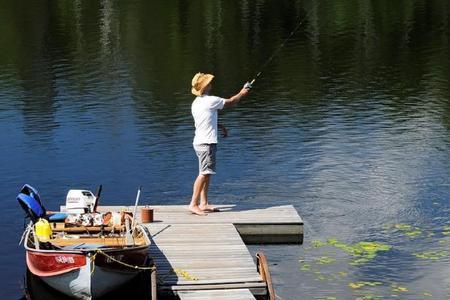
[97,204,303,244]
[61,204,303,298]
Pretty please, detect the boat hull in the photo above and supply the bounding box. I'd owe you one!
[38,263,139,300]
[27,247,149,300]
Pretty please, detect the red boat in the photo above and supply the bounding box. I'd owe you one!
[18,184,152,300]
[23,223,151,300]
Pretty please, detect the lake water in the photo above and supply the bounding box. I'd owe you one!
[1,0,450,299]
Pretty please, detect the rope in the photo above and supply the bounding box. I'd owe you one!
[89,252,98,275]
[92,249,197,284]
[89,249,197,283]
[19,223,32,246]
[156,268,199,284]
[93,249,156,271]
[173,269,199,281]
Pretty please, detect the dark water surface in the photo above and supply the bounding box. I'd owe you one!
[1,0,450,299]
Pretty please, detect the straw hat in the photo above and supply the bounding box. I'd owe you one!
[191,72,214,96]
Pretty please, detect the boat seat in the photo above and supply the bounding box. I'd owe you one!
[50,236,147,247]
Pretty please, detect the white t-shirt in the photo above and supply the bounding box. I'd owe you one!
[191,95,226,145]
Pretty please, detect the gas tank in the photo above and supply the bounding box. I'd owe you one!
[35,218,52,242]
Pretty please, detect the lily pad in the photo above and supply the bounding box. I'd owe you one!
[300,263,311,271]
[316,256,336,265]
[348,281,382,289]
[391,285,408,292]
[394,224,412,230]
[312,240,327,248]
[405,230,422,237]
[326,239,391,265]
[413,250,449,260]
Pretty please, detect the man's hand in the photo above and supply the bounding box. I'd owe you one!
[218,124,228,138]
[240,87,249,97]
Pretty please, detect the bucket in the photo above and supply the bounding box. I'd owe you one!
[141,207,154,223]
[35,218,52,242]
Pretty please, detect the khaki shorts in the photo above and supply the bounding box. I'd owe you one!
[194,144,217,175]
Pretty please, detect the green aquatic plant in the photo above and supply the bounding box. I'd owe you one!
[327,238,355,253]
[441,225,450,236]
[300,263,311,271]
[391,283,408,292]
[405,230,422,237]
[355,294,383,300]
[338,271,348,277]
[348,281,383,289]
[394,224,412,230]
[356,242,391,253]
[316,274,326,281]
[326,239,391,265]
[312,240,327,248]
[413,250,450,260]
[383,223,424,238]
[316,256,336,265]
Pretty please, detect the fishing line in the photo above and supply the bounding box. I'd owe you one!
[245,2,319,88]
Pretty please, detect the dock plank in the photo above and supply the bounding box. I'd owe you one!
[178,289,256,300]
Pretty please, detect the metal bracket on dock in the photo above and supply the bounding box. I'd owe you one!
[256,252,276,300]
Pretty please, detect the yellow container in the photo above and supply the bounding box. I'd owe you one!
[35,218,52,242]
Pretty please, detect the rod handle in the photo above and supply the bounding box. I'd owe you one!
[244,80,254,89]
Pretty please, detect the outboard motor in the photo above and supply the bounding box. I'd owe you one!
[65,190,96,214]
[17,184,46,223]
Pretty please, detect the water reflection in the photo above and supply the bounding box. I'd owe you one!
[24,269,151,300]
[1,0,450,299]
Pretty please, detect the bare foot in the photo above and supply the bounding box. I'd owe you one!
[189,205,207,216]
[199,204,220,212]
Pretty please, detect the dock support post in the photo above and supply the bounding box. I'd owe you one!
[151,266,157,300]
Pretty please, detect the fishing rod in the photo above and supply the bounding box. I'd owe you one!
[244,2,318,89]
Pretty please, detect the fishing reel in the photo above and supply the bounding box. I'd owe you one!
[244,81,253,90]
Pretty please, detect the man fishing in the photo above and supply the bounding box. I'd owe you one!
[189,73,250,216]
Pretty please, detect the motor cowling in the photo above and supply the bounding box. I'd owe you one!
[65,190,96,214]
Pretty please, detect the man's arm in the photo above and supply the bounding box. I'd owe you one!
[223,85,249,108]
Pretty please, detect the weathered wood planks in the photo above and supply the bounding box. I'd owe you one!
[91,204,303,244]
[59,203,302,297]
[144,223,267,297]
[178,288,256,300]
